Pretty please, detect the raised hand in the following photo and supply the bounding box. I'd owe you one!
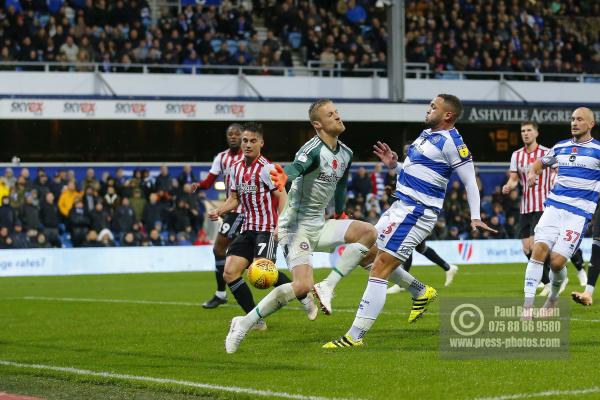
[373,141,399,169]
[269,164,288,192]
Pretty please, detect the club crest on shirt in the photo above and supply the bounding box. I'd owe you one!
[457,144,470,159]
[569,147,577,162]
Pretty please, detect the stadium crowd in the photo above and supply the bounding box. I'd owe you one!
[0,163,557,249]
[0,0,597,77]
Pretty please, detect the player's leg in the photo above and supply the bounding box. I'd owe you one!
[223,232,257,313]
[313,219,376,314]
[573,238,599,305]
[203,213,243,308]
[202,233,230,308]
[570,248,587,286]
[323,201,438,349]
[541,209,587,310]
[225,231,315,353]
[416,241,459,286]
[522,209,558,314]
[254,231,317,320]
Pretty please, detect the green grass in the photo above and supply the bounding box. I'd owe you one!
[1,265,600,400]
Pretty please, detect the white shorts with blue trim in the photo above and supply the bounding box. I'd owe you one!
[534,205,588,259]
[375,199,438,262]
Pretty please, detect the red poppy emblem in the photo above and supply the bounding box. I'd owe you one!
[332,159,338,169]
[243,173,251,183]
[572,147,578,153]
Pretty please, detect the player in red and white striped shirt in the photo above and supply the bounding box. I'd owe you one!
[502,121,587,294]
[208,122,317,324]
[195,124,244,309]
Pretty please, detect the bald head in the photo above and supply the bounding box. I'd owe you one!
[571,107,596,140]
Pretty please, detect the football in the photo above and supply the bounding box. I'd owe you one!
[247,258,279,289]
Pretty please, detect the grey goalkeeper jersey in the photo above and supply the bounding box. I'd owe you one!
[278,135,353,229]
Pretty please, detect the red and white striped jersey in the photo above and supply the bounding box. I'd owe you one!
[210,148,243,213]
[509,144,554,214]
[229,156,278,232]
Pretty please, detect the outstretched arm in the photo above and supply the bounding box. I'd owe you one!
[455,162,497,233]
[208,192,239,220]
[373,141,399,170]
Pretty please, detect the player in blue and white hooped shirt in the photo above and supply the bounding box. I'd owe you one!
[523,107,598,317]
[324,94,496,349]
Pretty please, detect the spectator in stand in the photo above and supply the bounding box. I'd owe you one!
[177,164,196,189]
[40,192,61,247]
[103,186,119,211]
[169,198,192,236]
[82,167,98,190]
[58,180,82,218]
[142,192,163,230]
[60,35,79,62]
[82,186,99,215]
[82,230,102,247]
[351,166,372,199]
[89,202,110,233]
[155,164,175,194]
[149,228,164,246]
[11,222,30,248]
[112,197,135,239]
[68,198,90,247]
[0,195,16,230]
[33,232,51,248]
[121,231,139,246]
[129,188,146,222]
[0,226,13,248]
[370,163,385,199]
[19,193,40,233]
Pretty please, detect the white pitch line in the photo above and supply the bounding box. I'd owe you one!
[0,360,360,400]
[473,386,600,400]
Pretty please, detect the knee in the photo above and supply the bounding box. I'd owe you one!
[549,254,566,272]
[222,267,240,283]
[345,221,377,246]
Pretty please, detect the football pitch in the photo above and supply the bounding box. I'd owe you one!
[2,263,600,400]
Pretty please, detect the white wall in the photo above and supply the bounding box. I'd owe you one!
[0,72,598,103]
[0,239,590,277]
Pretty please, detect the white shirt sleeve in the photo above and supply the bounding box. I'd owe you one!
[509,151,518,172]
[444,132,473,169]
[229,164,237,192]
[209,153,222,176]
[454,161,481,220]
[260,164,277,191]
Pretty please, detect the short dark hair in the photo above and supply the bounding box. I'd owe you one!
[242,122,263,137]
[226,123,243,133]
[437,94,463,121]
[520,121,539,130]
[308,99,332,122]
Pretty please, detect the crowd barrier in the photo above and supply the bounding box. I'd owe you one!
[0,239,593,277]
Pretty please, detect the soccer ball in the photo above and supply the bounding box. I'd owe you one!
[247,258,279,289]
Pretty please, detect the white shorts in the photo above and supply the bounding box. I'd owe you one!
[375,199,438,262]
[279,219,354,269]
[534,206,588,259]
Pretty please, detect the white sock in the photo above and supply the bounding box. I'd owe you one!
[240,283,296,330]
[347,277,388,341]
[389,266,425,298]
[216,291,227,299]
[549,267,567,301]
[523,259,544,307]
[324,243,370,289]
[585,285,595,295]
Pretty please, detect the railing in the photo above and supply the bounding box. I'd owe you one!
[0,61,599,82]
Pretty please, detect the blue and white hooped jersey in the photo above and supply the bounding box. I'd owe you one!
[540,137,600,220]
[395,128,472,212]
